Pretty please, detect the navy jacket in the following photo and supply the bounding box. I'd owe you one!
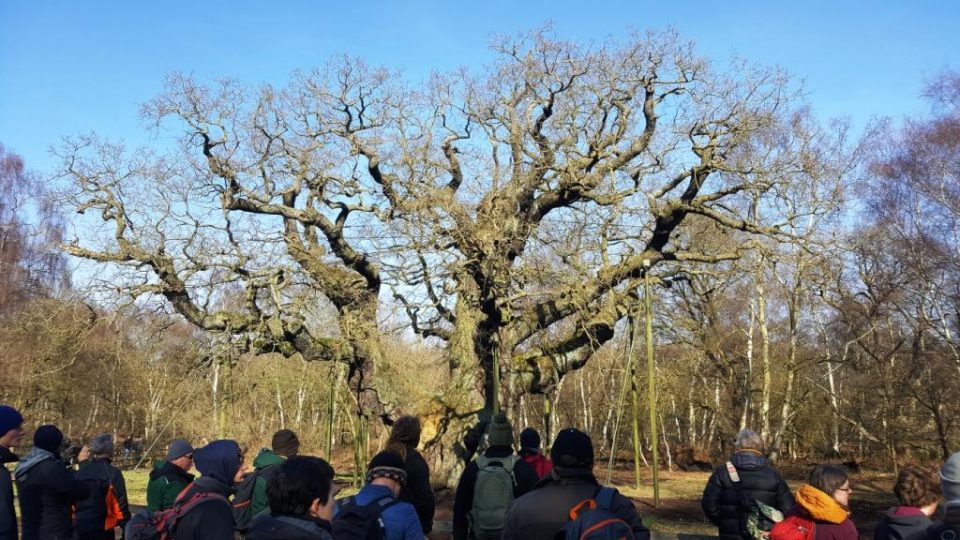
[0,446,17,540]
[14,447,91,540]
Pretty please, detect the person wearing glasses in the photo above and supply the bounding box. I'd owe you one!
[792,464,858,540]
[146,438,195,511]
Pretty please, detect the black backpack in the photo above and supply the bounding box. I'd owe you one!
[231,468,262,531]
[332,495,399,540]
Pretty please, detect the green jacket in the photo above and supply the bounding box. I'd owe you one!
[250,449,286,516]
[146,459,195,511]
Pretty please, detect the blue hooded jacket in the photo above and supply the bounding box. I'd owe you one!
[336,483,423,540]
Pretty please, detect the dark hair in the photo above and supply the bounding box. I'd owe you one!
[894,465,940,507]
[266,456,335,516]
[808,464,850,497]
[385,415,421,461]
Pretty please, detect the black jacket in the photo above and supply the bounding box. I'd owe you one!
[452,446,539,540]
[701,451,794,540]
[173,476,235,540]
[246,513,334,540]
[13,447,91,540]
[874,507,934,540]
[501,466,651,540]
[74,458,131,538]
[399,446,435,534]
[0,446,17,540]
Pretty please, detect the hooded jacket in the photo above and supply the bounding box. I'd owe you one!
[794,484,858,540]
[250,448,286,517]
[501,466,651,540]
[701,451,795,540]
[173,440,241,540]
[146,459,195,511]
[14,446,91,540]
[874,507,934,540]
[452,445,539,540]
[0,445,17,540]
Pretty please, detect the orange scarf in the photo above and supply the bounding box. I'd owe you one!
[795,484,849,524]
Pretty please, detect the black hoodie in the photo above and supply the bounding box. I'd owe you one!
[0,445,17,540]
[875,507,934,540]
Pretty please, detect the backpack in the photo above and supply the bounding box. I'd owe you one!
[331,494,399,540]
[726,462,783,540]
[557,486,635,540]
[76,461,126,532]
[125,488,229,540]
[232,467,267,531]
[769,515,816,540]
[468,454,519,540]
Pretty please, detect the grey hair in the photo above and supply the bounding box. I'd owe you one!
[734,429,764,452]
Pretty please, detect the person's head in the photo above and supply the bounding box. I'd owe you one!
[194,439,243,485]
[366,451,407,497]
[271,429,300,458]
[894,465,940,514]
[734,429,764,453]
[942,452,960,503]
[267,456,338,520]
[0,406,24,449]
[551,428,595,469]
[89,433,114,458]
[387,416,421,451]
[520,428,541,452]
[34,425,64,456]
[486,412,514,449]
[166,438,194,471]
[809,464,851,507]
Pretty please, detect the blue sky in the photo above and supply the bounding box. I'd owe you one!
[1,1,958,176]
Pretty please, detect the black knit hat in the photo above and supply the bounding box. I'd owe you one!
[520,428,541,450]
[34,425,64,454]
[271,429,300,457]
[366,451,407,486]
[551,428,594,467]
[486,412,513,448]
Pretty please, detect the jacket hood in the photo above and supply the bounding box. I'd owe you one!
[191,474,234,497]
[253,448,286,469]
[883,507,932,528]
[795,484,849,524]
[731,450,767,470]
[0,444,17,464]
[13,446,55,479]
[194,439,241,485]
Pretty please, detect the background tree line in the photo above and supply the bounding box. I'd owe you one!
[0,30,957,484]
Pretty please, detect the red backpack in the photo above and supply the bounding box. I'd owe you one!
[770,515,816,540]
[521,452,553,479]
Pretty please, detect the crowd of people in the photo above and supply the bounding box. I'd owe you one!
[0,404,958,540]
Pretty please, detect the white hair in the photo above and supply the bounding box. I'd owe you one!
[734,429,764,452]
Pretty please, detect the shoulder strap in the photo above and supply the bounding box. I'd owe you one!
[176,490,230,515]
[594,486,616,510]
[726,461,740,483]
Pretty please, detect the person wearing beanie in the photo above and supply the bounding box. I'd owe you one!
[173,439,245,540]
[14,424,91,540]
[332,451,423,540]
[701,429,794,540]
[502,428,651,540]
[74,433,130,540]
[385,415,436,534]
[929,451,960,539]
[247,429,301,519]
[0,405,24,540]
[518,427,553,480]
[874,465,941,540]
[452,412,538,540]
[146,438,195,511]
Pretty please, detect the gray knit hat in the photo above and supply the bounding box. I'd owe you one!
[942,451,960,501]
[89,433,114,456]
[486,412,514,448]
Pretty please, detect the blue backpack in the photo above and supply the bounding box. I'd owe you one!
[557,487,635,540]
